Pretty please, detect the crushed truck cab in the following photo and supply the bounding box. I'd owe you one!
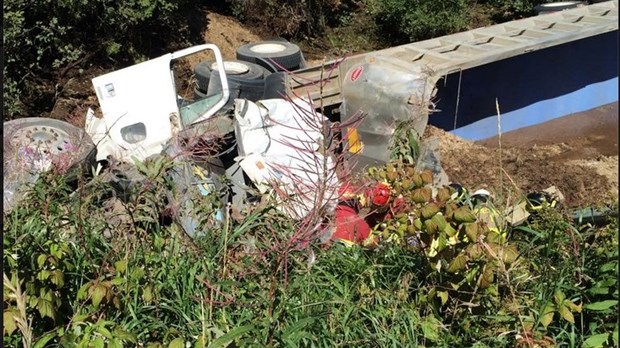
[87,45,230,162]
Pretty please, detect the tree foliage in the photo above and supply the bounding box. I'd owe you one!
[229,0,360,39]
[368,0,471,45]
[2,0,201,119]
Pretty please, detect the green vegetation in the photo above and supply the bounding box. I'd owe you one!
[4,149,618,346]
[368,0,471,45]
[3,0,617,346]
[2,0,202,119]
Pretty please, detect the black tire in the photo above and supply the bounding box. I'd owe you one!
[236,41,302,71]
[194,59,267,92]
[194,87,208,100]
[194,60,213,93]
[207,67,265,103]
[262,72,288,99]
[254,57,279,73]
[534,1,584,14]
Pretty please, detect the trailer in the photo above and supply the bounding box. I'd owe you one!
[284,0,617,140]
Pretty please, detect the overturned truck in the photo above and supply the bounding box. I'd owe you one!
[4,2,617,234]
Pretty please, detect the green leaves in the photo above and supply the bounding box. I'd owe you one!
[4,0,198,118]
[537,290,583,326]
[540,304,555,329]
[453,206,477,223]
[582,333,610,348]
[91,284,108,308]
[420,316,442,342]
[168,337,185,348]
[412,187,432,203]
[447,252,468,273]
[115,260,128,274]
[2,145,618,348]
[208,325,255,348]
[585,300,618,311]
[420,203,440,219]
[3,309,18,335]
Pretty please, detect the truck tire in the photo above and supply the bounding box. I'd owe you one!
[4,117,96,213]
[194,60,214,93]
[194,60,268,93]
[262,72,287,99]
[236,41,302,71]
[534,1,584,15]
[206,61,270,105]
[4,117,96,180]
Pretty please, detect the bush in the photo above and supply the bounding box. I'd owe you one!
[4,151,618,346]
[478,0,538,22]
[2,0,201,120]
[229,0,360,39]
[368,0,471,45]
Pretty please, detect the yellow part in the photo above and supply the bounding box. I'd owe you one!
[346,128,363,154]
[336,238,356,247]
[191,165,212,193]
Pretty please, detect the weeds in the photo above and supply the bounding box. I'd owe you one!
[3,136,618,347]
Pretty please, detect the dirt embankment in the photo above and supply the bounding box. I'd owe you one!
[427,103,619,208]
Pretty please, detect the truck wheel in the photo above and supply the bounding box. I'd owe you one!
[194,60,267,92]
[194,87,208,100]
[4,117,96,179]
[236,41,302,71]
[206,60,270,104]
[4,117,96,212]
[262,72,287,99]
[534,1,584,15]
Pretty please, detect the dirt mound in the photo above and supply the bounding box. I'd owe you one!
[183,12,266,71]
[425,123,618,208]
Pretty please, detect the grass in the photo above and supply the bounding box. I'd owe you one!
[3,138,619,347]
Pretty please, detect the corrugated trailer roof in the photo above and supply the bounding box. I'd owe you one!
[287,1,618,109]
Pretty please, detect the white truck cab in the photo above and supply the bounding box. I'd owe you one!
[87,45,230,162]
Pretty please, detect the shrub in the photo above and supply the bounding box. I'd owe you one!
[477,0,538,22]
[368,0,471,45]
[229,0,360,39]
[3,148,618,346]
[2,0,201,120]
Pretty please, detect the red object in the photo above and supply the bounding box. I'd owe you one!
[332,204,372,244]
[368,182,391,207]
[350,66,364,82]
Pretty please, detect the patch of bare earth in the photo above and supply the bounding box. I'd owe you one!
[426,103,619,208]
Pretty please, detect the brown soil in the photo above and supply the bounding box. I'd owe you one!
[427,103,619,208]
[186,12,265,68]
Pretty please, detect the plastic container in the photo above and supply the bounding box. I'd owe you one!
[339,56,436,167]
